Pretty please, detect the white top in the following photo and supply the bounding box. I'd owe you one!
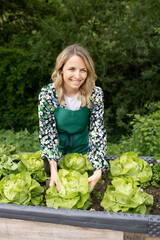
[64,92,81,110]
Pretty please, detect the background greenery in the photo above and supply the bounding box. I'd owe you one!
[0,0,160,152]
[1,101,160,158]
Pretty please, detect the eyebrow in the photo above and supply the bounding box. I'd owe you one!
[67,66,87,70]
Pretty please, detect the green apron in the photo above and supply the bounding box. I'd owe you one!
[41,106,90,155]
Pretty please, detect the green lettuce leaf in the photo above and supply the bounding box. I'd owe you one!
[101,176,153,214]
[45,169,91,209]
[108,152,152,183]
[46,185,80,209]
[19,151,47,182]
[20,151,44,171]
[59,153,93,174]
[0,172,44,206]
[0,144,20,178]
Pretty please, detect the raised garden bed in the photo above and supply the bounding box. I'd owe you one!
[0,155,159,240]
[90,155,160,216]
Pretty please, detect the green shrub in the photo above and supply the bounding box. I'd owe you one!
[151,160,160,189]
[108,102,160,159]
[0,129,39,152]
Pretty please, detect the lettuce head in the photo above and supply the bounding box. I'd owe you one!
[101,176,153,214]
[0,144,20,178]
[108,152,152,183]
[0,172,44,206]
[19,151,47,182]
[45,169,91,209]
[59,153,93,174]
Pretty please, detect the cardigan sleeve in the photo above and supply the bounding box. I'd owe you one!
[38,85,63,162]
[87,87,109,172]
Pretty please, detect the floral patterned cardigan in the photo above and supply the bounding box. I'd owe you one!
[38,83,108,172]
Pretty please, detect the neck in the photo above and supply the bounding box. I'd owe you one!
[63,87,79,98]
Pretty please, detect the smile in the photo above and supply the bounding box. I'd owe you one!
[71,80,81,84]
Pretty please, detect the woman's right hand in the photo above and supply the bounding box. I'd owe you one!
[49,160,60,191]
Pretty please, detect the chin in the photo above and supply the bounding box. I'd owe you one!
[70,84,81,89]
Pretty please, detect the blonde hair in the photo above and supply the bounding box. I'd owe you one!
[51,44,97,107]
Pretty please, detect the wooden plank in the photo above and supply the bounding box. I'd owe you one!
[144,235,160,240]
[0,217,123,240]
[123,232,160,240]
[124,232,145,240]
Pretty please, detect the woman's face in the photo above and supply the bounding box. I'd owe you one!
[61,55,88,96]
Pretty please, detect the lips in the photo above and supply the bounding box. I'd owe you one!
[71,79,81,85]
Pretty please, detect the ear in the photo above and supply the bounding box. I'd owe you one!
[59,69,63,75]
[60,68,63,74]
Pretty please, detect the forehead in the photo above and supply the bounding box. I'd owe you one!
[64,55,87,68]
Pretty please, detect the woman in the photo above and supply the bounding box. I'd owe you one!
[38,44,108,191]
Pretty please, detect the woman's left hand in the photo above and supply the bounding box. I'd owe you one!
[88,169,102,192]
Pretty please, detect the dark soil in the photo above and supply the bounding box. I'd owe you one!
[89,176,108,211]
[145,185,160,215]
[89,176,160,215]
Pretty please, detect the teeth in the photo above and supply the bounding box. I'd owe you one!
[71,80,81,84]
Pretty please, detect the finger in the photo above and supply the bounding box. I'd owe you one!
[56,182,60,192]
[88,176,94,183]
[49,182,54,187]
[88,181,94,192]
[49,179,55,187]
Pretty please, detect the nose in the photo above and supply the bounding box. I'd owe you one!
[74,70,81,79]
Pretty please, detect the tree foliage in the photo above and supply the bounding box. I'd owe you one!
[0,0,160,137]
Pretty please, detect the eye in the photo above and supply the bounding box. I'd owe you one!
[68,67,75,71]
[81,69,87,72]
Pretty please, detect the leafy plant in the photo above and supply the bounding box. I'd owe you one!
[59,153,93,174]
[101,177,153,214]
[151,160,160,189]
[0,129,40,152]
[1,1,160,133]
[0,172,44,206]
[0,144,20,179]
[101,152,154,214]
[18,151,47,183]
[92,189,102,201]
[129,102,160,158]
[108,152,152,184]
[140,181,151,190]
[45,169,91,210]
[107,101,160,158]
[46,153,93,210]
